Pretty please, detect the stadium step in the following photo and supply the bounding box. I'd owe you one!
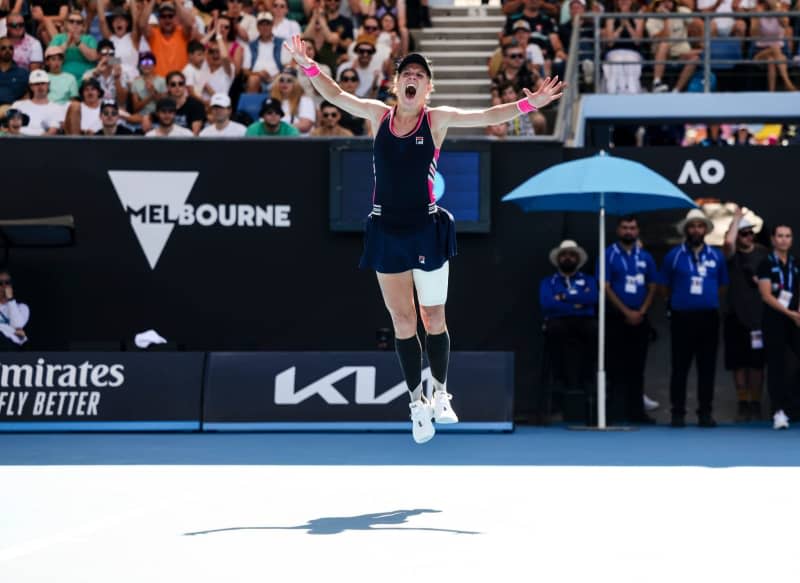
[435,78,492,90]
[417,39,498,51]
[421,51,494,67]
[417,27,500,41]
[429,15,506,27]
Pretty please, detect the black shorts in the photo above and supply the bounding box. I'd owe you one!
[724,312,764,370]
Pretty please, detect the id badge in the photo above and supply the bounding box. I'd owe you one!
[778,290,793,309]
[750,330,763,350]
[690,276,704,295]
[624,275,637,294]
[697,265,707,277]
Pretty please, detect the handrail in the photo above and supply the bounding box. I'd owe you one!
[552,13,583,143]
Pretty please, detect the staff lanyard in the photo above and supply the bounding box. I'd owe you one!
[615,243,641,274]
[772,253,794,291]
[685,244,708,275]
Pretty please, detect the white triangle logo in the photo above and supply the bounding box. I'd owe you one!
[108,171,199,270]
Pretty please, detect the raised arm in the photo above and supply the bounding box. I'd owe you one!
[431,75,564,129]
[723,205,743,258]
[137,0,155,41]
[284,34,388,123]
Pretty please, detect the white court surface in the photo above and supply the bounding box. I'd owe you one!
[2,464,800,582]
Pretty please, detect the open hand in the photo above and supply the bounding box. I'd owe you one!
[522,75,565,110]
[284,34,312,68]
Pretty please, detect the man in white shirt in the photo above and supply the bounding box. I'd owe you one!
[245,12,291,93]
[335,35,385,98]
[146,97,194,137]
[697,0,746,36]
[199,93,246,136]
[11,69,66,135]
[0,268,29,350]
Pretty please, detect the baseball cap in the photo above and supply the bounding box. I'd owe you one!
[210,93,231,108]
[44,45,65,58]
[396,53,432,78]
[512,19,531,31]
[29,69,49,84]
[259,97,284,117]
[256,11,273,21]
[156,97,178,111]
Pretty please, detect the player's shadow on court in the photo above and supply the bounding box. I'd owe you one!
[184,508,480,536]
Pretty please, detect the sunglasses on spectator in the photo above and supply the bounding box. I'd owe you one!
[7,22,24,28]
[739,230,755,237]
[322,112,338,118]
[0,45,13,51]
[278,76,294,83]
[356,48,375,55]
[100,50,115,56]
[159,12,175,18]
[508,53,524,59]
[341,75,357,82]
[0,279,11,286]
[68,18,84,24]
[140,58,155,66]
[46,54,64,59]
[169,80,186,86]
[363,25,378,31]
[101,108,118,115]
[264,109,281,115]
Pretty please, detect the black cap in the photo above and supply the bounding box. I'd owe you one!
[101,99,119,111]
[259,98,284,117]
[396,53,432,78]
[156,97,178,112]
[79,77,105,99]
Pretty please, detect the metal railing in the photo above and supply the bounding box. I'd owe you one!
[575,10,799,93]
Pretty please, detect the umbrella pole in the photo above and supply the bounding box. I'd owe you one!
[597,205,607,429]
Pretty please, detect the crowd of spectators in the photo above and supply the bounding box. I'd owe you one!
[541,208,800,429]
[0,0,432,136]
[489,0,799,103]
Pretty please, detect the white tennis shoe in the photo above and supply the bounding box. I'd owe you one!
[432,389,459,424]
[410,400,435,444]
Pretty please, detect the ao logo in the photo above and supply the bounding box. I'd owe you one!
[677,159,725,185]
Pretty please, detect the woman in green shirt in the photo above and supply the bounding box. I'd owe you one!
[46,10,99,82]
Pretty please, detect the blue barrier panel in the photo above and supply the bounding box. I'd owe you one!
[0,352,205,431]
[203,351,514,431]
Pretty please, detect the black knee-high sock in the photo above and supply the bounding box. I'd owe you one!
[396,335,423,401]
[426,330,450,388]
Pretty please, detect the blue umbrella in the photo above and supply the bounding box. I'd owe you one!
[502,151,697,429]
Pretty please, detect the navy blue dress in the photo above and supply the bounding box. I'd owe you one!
[358,107,457,274]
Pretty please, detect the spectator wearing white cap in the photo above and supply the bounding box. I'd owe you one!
[44,45,79,104]
[200,92,247,136]
[722,205,768,421]
[11,69,66,135]
[540,240,599,406]
[245,11,290,94]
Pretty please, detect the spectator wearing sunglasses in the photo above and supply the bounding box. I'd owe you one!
[131,51,167,115]
[0,36,28,106]
[490,41,537,106]
[95,99,138,135]
[723,206,768,422]
[43,45,79,104]
[335,67,370,135]
[310,100,352,136]
[270,67,314,133]
[347,17,388,62]
[4,13,44,71]
[47,10,99,82]
[165,70,205,133]
[336,35,384,98]
[0,267,29,350]
[83,39,132,107]
[271,0,301,39]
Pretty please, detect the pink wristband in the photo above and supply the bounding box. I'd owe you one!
[300,63,321,78]
[516,99,536,114]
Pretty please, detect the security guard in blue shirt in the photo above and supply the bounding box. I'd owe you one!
[661,209,729,428]
[540,240,598,399]
[603,216,658,424]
